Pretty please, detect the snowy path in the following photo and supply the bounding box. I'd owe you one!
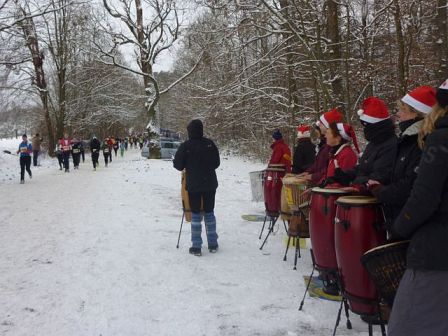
[0,143,379,336]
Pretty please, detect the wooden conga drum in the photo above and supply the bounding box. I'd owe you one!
[309,187,351,272]
[282,175,310,237]
[334,196,387,316]
[264,164,286,217]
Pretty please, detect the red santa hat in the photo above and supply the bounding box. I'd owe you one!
[401,86,437,114]
[336,123,360,154]
[297,125,311,138]
[318,108,344,128]
[357,97,390,124]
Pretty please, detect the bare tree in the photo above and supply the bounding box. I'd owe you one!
[99,0,203,137]
[14,0,56,154]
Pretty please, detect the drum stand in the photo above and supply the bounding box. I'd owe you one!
[299,250,344,313]
[283,205,309,270]
[332,275,386,336]
[259,211,288,250]
[283,234,301,270]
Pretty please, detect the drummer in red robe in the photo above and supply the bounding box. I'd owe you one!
[269,129,292,173]
[319,122,359,188]
[299,108,344,185]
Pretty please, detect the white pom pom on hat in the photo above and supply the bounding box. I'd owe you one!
[358,97,390,124]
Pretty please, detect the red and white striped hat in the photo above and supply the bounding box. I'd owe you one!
[336,123,360,153]
[318,108,344,128]
[357,97,390,124]
[401,86,437,114]
[297,125,311,138]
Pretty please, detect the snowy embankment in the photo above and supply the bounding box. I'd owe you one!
[0,138,379,336]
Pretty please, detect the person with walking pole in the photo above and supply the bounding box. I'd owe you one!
[173,119,220,256]
[17,134,33,184]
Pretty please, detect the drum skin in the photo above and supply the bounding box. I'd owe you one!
[335,197,386,315]
[309,188,350,271]
[264,168,285,215]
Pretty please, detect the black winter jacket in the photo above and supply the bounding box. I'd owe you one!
[292,138,316,174]
[393,115,448,271]
[90,138,101,153]
[173,120,220,192]
[334,134,397,186]
[372,120,423,226]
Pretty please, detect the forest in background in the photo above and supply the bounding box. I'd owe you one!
[1,0,447,158]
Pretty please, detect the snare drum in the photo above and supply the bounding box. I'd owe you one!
[309,187,351,272]
[334,196,387,316]
[264,164,286,217]
[361,240,410,307]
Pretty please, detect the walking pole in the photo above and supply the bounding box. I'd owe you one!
[176,210,185,248]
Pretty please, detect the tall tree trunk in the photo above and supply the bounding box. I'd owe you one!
[135,0,159,126]
[393,0,407,96]
[279,0,299,131]
[436,0,448,82]
[326,0,343,105]
[16,1,55,155]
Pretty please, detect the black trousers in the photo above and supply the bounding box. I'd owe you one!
[91,152,99,168]
[103,153,109,166]
[72,153,80,167]
[188,190,216,213]
[57,153,63,168]
[33,150,39,166]
[20,156,32,180]
[62,151,70,170]
[80,150,85,162]
[114,148,118,156]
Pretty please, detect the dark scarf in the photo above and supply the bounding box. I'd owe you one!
[363,118,396,144]
[398,117,423,134]
[329,143,343,157]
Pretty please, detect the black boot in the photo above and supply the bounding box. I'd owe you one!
[323,282,340,296]
[189,247,202,256]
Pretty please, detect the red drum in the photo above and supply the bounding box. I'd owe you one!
[334,196,387,316]
[309,187,351,272]
[263,164,286,216]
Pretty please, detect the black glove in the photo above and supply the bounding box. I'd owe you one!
[318,177,336,188]
[333,168,353,186]
[388,226,405,242]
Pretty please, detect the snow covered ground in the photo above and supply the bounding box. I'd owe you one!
[0,138,381,336]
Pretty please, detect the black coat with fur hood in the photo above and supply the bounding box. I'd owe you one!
[371,119,423,225]
[393,115,448,270]
[173,119,220,192]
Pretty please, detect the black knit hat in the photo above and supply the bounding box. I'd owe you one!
[272,129,282,140]
[436,79,448,108]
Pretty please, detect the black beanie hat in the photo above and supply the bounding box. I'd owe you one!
[272,129,282,140]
